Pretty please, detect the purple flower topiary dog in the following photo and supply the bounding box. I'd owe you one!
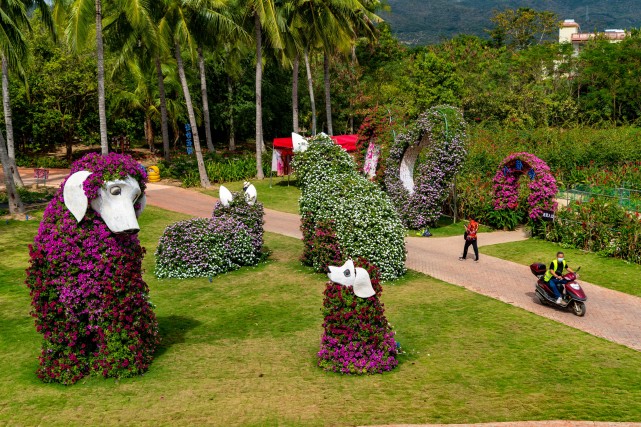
[25,153,159,385]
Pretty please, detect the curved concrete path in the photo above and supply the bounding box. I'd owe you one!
[144,183,641,353]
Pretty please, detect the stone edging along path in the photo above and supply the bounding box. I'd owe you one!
[143,183,641,354]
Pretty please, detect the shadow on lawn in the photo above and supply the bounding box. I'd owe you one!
[154,315,201,358]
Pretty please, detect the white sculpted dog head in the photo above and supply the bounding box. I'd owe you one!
[63,171,145,234]
[327,259,376,298]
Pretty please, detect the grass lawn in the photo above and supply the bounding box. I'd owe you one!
[408,217,493,238]
[200,177,301,214]
[481,238,641,298]
[2,207,641,426]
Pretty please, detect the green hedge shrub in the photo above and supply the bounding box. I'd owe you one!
[294,135,406,281]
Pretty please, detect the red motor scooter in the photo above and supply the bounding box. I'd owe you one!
[530,263,587,317]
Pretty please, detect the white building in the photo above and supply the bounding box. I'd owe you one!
[559,19,627,55]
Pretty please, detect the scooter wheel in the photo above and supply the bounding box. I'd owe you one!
[572,301,586,317]
[535,292,548,306]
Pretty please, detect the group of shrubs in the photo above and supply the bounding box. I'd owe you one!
[155,190,265,279]
[159,152,271,187]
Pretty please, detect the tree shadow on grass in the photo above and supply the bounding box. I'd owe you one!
[154,315,201,359]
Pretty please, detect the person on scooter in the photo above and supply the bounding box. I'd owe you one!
[543,251,575,305]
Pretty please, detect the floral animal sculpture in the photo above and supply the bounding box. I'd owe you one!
[293,134,406,281]
[318,259,398,374]
[25,153,159,385]
[155,184,264,279]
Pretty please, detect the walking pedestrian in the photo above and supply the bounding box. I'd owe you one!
[459,218,479,262]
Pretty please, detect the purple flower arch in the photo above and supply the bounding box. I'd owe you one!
[384,106,468,229]
[493,152,558,220]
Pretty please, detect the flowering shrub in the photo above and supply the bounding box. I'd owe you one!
[25,154,158,385]
[300,217,343,273]
[155,191,265,279]
[212,191,265,256]
[385,105,468,229]
[545,198,641,264]
[318,259,398,374]
[492,152,558,229]
[293,135,406,280]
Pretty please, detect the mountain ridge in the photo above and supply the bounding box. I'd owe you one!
[381,0,641,45]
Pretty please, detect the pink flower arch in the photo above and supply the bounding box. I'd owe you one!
[493,152,558,220]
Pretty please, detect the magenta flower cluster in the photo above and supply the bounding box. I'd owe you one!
[318,260,398,374]
[155,191,265,279]
[25,154,158,385]
[492,152,558,220]
[385,106,468,229]
[71,152,148,210]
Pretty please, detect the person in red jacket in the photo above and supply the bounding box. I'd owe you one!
[459,218,479,262]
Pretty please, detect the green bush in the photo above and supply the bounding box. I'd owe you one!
[544,198,641,265]
[160,152,272,186]
[294,135,406,281]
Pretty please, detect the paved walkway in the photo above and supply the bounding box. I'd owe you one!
[144,183,641,354]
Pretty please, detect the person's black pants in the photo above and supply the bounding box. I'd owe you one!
[462,239,478,260]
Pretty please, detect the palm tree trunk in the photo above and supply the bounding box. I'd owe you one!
[292,53,299,133]
[0,129,24,215]
[155,56,170,161]
[144,115,154,152]
[198,47,215,153]
[175,41,211,188]
[228,76,235,151]
[254,13,264,179]
[1,55,23,187]
[323,52,333,136]
[95,0,108,155]
[304,48,316,136]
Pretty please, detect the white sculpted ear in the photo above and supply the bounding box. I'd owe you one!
[219,185,233,207]
[244,184,257,205]
[135,193,147,217]
[292,132,308,153]
[63,170,92,222]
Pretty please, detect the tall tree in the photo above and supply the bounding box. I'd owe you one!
[487,8,559,50]
[0,129,23,214]
[2,0,57,189]
[247,0,283,178]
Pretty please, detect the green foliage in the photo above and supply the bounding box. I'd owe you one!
[487,8,559,50]
[160,152,271,187]
[405,51,463,115]
[544,199,641,264]
[294,135,406,280]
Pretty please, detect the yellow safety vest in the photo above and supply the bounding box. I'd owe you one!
[544,259,567,282]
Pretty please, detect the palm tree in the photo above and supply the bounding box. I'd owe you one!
[60,0,155,155]
[158,0,240,187]
[0,128,23,214]
[318,0,381,135]
[0,0,32,188]
[246,0,283,179]
[104,0,173,160]
[1,0,57,191]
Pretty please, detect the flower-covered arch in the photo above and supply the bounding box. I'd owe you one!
[493,152,558,220]
[384,105,467,229]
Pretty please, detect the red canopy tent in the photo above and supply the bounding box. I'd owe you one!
[273,134,358,154]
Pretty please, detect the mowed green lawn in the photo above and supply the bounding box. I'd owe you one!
[200,177,301,214]
[481,239,641,298]
[1,207,641,426]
